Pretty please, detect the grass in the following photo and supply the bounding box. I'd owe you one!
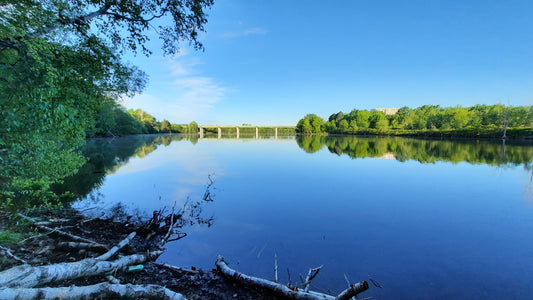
[0,230,23,247]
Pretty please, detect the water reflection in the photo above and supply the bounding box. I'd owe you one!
[58,135,533,206]
[297,135,533,168]
[52,134,199,203]
[56,134,533,299]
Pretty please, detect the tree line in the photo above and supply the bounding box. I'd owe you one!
[296,105,533,138]
[86,100,200,137]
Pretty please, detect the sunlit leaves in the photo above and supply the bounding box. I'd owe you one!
[0,0,213,208]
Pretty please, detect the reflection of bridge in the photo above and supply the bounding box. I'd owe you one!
[198,125,295,139]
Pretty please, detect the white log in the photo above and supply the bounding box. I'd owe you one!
[335,282,370,300]
[0,252,159,288]
[0,282,187,300]
[96,232,135,261]
[215,256,368,300]
[56,241,108,252]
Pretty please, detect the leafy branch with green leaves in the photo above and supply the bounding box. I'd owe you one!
[0,0,214,209]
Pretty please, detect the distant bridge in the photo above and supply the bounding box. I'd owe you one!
[198,125,295,139]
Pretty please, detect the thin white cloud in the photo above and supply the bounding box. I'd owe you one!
[126,89,221,123]
[125,52,226,123]
[165,51,204,76]
[221,27,268,39]
[173,77,225,106]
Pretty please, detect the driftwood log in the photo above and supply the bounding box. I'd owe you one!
[0,282,185,300]
[2,189,371,299]
[0,230,185,300]
[215,255,369,300]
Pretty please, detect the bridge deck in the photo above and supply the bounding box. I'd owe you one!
[199,125,295,128]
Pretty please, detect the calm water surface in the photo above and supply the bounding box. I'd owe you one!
[73,135,533,299]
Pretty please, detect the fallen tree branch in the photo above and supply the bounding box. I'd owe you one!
[215,255,369,300]
[0,232,158,288]
[158,263,199,275]
[302,266,322,292]
[80,212,106,224]
[55,241,108,252]
[0,245,27,264]
[105,275,121,284]
[0,251,161,288]
[0,282,187,300]
[96,232,135,261]
[17,213,98,245]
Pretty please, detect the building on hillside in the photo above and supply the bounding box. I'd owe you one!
[372,108,400,115]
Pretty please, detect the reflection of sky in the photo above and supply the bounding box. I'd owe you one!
[76,137,533,299]
[76,140,225,214]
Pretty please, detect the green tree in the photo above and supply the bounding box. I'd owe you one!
[349,120,358,133]
[338,119,349,131]
[368,111,386,129]
[310,115,325,133]
[449,106,471,129]
[171,124,185,133]
[355,110,371,128]
[324,120,337,132]
[0,0,213,208]
[188,121,199,134]
[375,119,389,130]
[297,119,313,134]
[296,114,324,134]
[160,120,172,133]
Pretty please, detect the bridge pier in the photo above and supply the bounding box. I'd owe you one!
[218,127,221,139]
[255,127,258,139]
[275,127,278,139]
[236,127,240,139]
[199,127,204,139]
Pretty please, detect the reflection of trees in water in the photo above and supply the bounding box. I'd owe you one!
[296,135,533,167]
[52,134,198,204]
[296,135,325,153]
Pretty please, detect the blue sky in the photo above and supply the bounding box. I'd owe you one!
[123,0,533,125]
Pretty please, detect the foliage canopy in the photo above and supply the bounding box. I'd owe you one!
[0,0,213,208]
[298,105,533,138]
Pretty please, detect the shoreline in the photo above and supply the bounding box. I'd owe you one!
[0,207,368,299]
[0,207,285,299]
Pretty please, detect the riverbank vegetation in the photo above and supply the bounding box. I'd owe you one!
[0,0,213,210]
[88,102,201,137]
[296,105,533,139]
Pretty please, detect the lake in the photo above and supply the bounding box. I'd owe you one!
[69,134,533,299]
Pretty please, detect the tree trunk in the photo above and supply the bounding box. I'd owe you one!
[0,252,160,288]
[0,282,186,300]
